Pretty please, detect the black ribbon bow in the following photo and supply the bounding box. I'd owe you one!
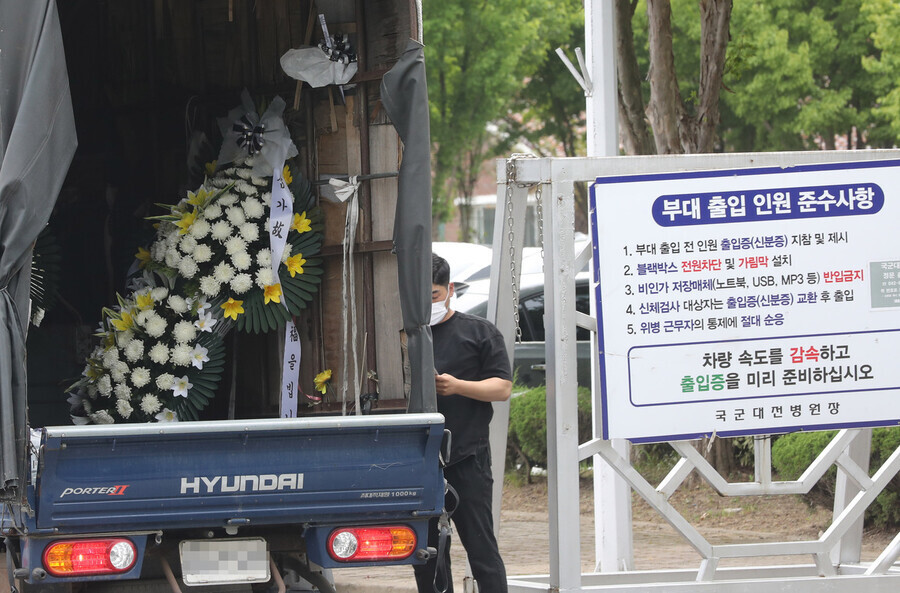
[232,115,266,155]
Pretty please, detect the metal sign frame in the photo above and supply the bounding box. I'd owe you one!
[487,150,900,593]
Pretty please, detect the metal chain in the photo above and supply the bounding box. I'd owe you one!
[504,154,537,342]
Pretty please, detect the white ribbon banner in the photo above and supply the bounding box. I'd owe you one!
[269,168,301,418]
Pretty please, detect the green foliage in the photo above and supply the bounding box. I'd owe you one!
[423,0,574,225]
[772,428,900,528]
[507,384,592,474]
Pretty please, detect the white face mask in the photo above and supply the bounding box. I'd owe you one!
[430,300,448,326]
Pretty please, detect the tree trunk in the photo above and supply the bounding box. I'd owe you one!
[646,0,687,154]
[615,0,654,155]
[696,0,732,152]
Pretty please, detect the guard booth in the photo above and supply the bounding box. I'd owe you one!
[487,150,900,592]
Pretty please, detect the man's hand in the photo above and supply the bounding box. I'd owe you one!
[435,373,457,397]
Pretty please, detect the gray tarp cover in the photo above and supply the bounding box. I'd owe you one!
[0,0,77,502]
[381,41,437,414]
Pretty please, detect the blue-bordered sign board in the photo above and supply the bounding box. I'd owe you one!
[589,159,900,443]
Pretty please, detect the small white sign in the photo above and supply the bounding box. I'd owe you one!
[589,159,900,442]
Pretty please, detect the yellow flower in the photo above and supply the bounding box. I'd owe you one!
[110,310,134,332]
[263,283,282,305]
[135,293,154,311]
[135,247,151,269]
[314,369,332,394]
[285,253,306,277]
[221,297,244,321]
[291,211,311,234]
[205,160,217,177]
[283,165,293,185]
[175,208,198,235]
[186,186,214,208]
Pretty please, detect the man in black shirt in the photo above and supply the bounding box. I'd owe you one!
[414,253,512,593]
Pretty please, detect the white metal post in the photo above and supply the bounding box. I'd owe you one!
[585,0,634,573]
[545,176,583,591]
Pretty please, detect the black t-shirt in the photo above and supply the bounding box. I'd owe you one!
[431,311,512,464]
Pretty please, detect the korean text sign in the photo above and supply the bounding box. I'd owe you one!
[589,159,900,443]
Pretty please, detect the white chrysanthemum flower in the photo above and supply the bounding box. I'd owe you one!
[281,244,293,263]
[236,180,255,196]
[193,243,213,263]
[156,373,175,390]
[236,168,251,180]
[165,231,180,248]
[209,177,230,189]
[173,320,197,344]
[211,220,232,241]
[199,276,220,297]
[213,261,235,283]
[189,218,210,239]
[97,375,112,396]
[171,344,193,366]
[115,329,134,348]
[261,192,271,205]
[124,339,144,363]
[232,251,252,270]
[102,348,119,368]
[164,249,182,269]
[135,310,151,326]
[226,206,246,227]
[179,235,198,254]
[255,267,275,289]
[151,287,169,301]
[242,197,264,219]
[218,192,238,207]
[238,222,259,242]
[250,175,267,186]
[178,256,199,278]
[230,273,253,294]
[91,410,115,424]
[256,249,272,268]
[140,394,162,415]
[131,367,151,388]
[116,399,133,419]
[225,236,247,256]
[114,382,132,400]
[148,343,170,365]
[167,295,189,314]
[204,203,223,220]
[110,364,127,384]
[86,385,98,397]
[145,314,167,338]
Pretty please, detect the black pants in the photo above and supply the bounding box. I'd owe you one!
[414,445,508,593]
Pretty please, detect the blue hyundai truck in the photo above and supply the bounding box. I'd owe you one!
[5,414,445,591]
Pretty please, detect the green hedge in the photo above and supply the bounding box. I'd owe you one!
[771,427,900,528]
[507,385,592,476]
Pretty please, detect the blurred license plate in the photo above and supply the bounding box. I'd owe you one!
[179,538,270,585]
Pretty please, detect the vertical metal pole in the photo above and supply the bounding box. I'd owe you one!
[585,0,634,573]
[545,175,583,591]
[487,159,529,592]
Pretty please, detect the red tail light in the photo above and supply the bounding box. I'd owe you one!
[327,526,416,562]
[43,538,137,577]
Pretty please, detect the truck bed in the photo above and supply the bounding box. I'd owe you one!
[34,413,446,534]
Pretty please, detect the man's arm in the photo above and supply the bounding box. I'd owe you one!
[435,374,512,402]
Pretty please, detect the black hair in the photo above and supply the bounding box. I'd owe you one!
[432,253,450,286]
